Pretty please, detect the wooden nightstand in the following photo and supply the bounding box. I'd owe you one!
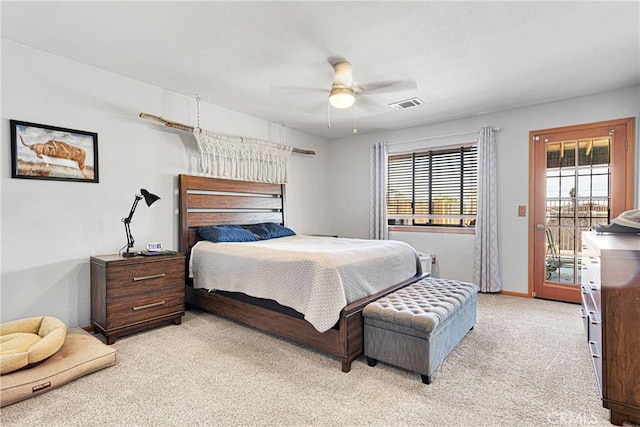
[90,253,185,344]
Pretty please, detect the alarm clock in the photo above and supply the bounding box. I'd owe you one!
[146,242,163,252]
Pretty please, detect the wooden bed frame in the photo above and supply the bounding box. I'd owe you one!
[178,174,421,372]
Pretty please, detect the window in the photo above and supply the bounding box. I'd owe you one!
[387,144,477,228]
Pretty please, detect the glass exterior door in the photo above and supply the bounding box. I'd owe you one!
[531,118,634,303]
[544,138,611,285]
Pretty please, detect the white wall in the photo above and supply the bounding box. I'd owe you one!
[0,40,331,327]
[328,85,640,294]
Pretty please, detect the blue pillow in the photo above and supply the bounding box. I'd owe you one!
[196,225,259,243]
[242,222,296,240]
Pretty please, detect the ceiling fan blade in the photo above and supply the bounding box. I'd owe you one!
[354,96,389,112]
[271,86,326,95]
[358,79,417,94]
[305,100,329,114]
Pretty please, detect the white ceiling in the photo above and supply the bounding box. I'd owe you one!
[2,1,639,139]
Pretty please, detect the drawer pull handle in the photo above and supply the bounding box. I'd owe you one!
[588,340,601,359]
[132,301,166,311]
[133,273,166,282]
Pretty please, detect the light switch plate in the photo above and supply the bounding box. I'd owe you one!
[518,205,526,217]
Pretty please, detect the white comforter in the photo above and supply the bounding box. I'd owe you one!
[191,235,420,332]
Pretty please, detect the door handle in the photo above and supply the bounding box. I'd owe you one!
[536,224,546,230]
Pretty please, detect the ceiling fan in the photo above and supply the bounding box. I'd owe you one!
[325,59,417,133]
[328,61,356,109]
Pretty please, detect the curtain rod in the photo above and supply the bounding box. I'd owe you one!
[386,126,501,146]
[139,112,316,156]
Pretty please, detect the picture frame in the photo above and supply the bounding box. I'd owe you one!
[10,120,99,183]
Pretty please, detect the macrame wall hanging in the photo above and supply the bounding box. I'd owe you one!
[140,95,314,184]
[191,96,292,184]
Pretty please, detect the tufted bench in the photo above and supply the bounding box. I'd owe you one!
[363,277,479,384]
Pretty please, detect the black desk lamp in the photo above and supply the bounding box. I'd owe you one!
[121,189,160,258]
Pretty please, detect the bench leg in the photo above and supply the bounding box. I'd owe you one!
[366,357,377,367]
[421,374,432,385]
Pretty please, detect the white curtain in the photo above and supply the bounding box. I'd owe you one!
[370,142,389,240]
[473,126,502,292]
[193,128,292,184]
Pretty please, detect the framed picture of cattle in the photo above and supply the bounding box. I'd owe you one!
[10,120,99,183]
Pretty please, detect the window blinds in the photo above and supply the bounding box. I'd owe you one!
[387,145,478,227]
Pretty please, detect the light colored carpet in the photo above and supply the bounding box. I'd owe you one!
[0,294,619,426]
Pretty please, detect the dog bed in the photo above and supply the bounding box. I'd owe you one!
[1,316,67,375]
[1,328,117,407]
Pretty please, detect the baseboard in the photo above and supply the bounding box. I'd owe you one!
[499,290,532,298]
[81,325,94,333]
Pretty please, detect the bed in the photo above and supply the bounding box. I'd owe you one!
[179,174,423,372]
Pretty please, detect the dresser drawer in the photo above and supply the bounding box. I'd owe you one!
[106,258,184,299]
[581,259,601,312]
[580,286,590,340]
[106,290,184,329]
[589,338,603,397]
[582,255,601,285]
[587,310,602,349]
[582,242,601,287]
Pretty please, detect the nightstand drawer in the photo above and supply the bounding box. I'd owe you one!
[107,258,184,299]
[106,290,184,329]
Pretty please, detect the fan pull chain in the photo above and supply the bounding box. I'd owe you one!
[353,96,358,134]
[327,100,331,129]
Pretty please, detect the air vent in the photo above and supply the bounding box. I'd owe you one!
[389,97,424,111]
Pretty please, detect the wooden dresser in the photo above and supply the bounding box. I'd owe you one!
[581,231,640,426]
[90,253,185,344]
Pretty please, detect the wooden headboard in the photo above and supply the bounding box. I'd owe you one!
[178,174,286,257]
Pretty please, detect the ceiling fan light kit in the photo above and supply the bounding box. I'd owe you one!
[329,87,355,109]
